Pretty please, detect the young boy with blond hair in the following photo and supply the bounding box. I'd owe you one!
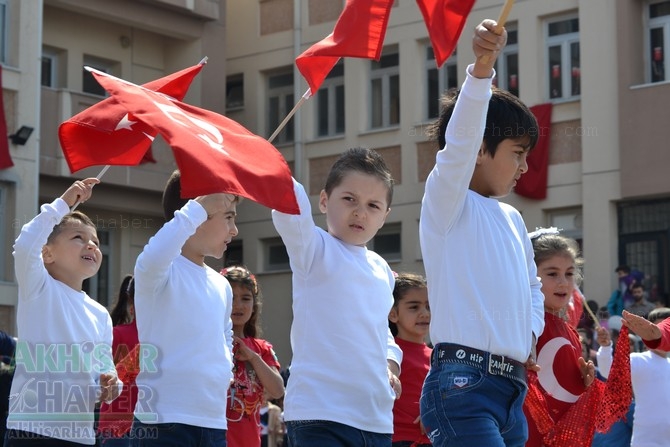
[7,178,120,445]
[419,20,545,447]
[132,170,239,446]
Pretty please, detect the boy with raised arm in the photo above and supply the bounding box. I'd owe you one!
[419,20,545,447]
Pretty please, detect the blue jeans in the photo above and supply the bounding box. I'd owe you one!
[420,363,528,447]
[130,420,226,447]
[286,420,392,447]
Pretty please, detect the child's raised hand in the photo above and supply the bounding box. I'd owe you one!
[232,335,256,362]
[596,326,611,347]
[622,310,662,341]
[577,357,596,387]
[472,19,507,79]
[99,372,120,402]
[196,193,236,218]
[61,178,100,208]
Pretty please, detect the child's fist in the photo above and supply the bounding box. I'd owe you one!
[61,178,100,208]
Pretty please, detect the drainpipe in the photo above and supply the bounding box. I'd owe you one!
[293,0,303,182]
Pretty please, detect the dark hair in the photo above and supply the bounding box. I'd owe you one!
[109,274,134,326]
[429,86,539,156]
[632,283,645,291]
[323,147,394,207]
[162,170,190,221]
[531,233,584,285]
[389,272,428,337]
[46,211,96,244]
[220,265,261,338]
[648,307,670,324]
[615,265,631,274]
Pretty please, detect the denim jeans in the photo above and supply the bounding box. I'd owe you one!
[286,420,392,447]
[420,363,528,447]
[130,420,226,447]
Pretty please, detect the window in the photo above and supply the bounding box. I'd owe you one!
[548,209,583,247]
[267,70,294,144]
[223,240,244,267]
[226,73,244,111]
[0,0,6,63]
[648,1,670,82]
[41,47,66,88]
[546,16,580,100]
[371,46,400,129]
[263,237,290,271]
[82,55,118,96]
[83,230,112,306]
[369,223,401,262]
[494,27,519,97]
[316,61,345,137]
[426,46,458,119]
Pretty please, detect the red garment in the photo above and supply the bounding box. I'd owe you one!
[515,103,553,200]
[392,338,432,445]
[644,317,670,351]
[226,337,280,447]
[0,66,14,169]
[87,69,299,215]
[524,312,587,447]
[97,321,139,438]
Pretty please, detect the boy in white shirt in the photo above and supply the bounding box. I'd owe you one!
[272,148,402,446]
[419,20,545,447]
[7,178,120,445]
[132,170,239,446]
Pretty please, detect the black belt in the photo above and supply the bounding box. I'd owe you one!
[432,343,526,383]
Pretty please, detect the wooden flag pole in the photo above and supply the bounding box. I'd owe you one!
[71,164,110,211]
[480,0,515,63]
[268,88,311,144]
[583,299,602,330]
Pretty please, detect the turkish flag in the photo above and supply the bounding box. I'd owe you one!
[416,0,476,67]
[88,69,299,214]
[595,325,633,433]
[0,66,14,169]
[515,103,553,200]
[59,61,205,173]
[296,0,394,95]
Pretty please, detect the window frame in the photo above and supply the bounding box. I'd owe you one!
[316,61,345,138]
[226,73,244,111]
[646,0,670,83]
[82,55,118,97]
[82,229,112,306]
[426,45,458,120]
[494,25,519,96]
[370,46,400,129]
[369,222,402,263]
[267,69,295,145]
[262,237,291,272]
[545,15,581,102]
[0,0,7,63]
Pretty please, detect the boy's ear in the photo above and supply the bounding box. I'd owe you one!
[42,245,55,264]
[388,307,399,323]
[318,190,328,214]
[475,142,487,164]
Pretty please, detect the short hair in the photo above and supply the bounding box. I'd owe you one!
[220,265,262,338]
[389,272,428,336]
[648,307,670,324]
[632,283,645,291]
[615,265,631,274]
[162,169,241,221]
[46,211,96,244]
[531,233,584,285]
[429,86,539,156]
[323,147,394,208]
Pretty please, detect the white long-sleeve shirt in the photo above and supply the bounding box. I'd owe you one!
[272,180,401,434]
[134,199,234,429]
[419,66,545,363]
[9,198,116,445]
[597,346,670,447]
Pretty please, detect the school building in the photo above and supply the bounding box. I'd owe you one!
[2,0,670,365]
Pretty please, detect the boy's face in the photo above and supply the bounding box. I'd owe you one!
[42,221,102,288]
[473,138,529,198]
[389,287,431,344]
[186,195,238,262]
[319,171,390,247]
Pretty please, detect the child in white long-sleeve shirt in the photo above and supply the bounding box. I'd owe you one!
[419,20,545,447]
[7,178,120,446]
[272,147,402,447]
[132,170,239,447]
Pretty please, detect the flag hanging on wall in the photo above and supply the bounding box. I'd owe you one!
[515,103,553,200]
[87,68,299,214]
[0,66,14,170]
[59,61,206,172]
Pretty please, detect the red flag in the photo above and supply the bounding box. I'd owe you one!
[88,69,299,215]
[58,61,205,172]
[596,325,633,433]
[0,66,14,169]
[515,103,553,200]
[416,0,476,67]
[296,0,394,95]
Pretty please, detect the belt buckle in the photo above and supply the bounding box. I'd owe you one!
[488,354,510,377]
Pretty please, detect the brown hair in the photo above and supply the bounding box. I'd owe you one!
[220,265,262,338]
[389,272,428,337]
[46,211,96,244]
